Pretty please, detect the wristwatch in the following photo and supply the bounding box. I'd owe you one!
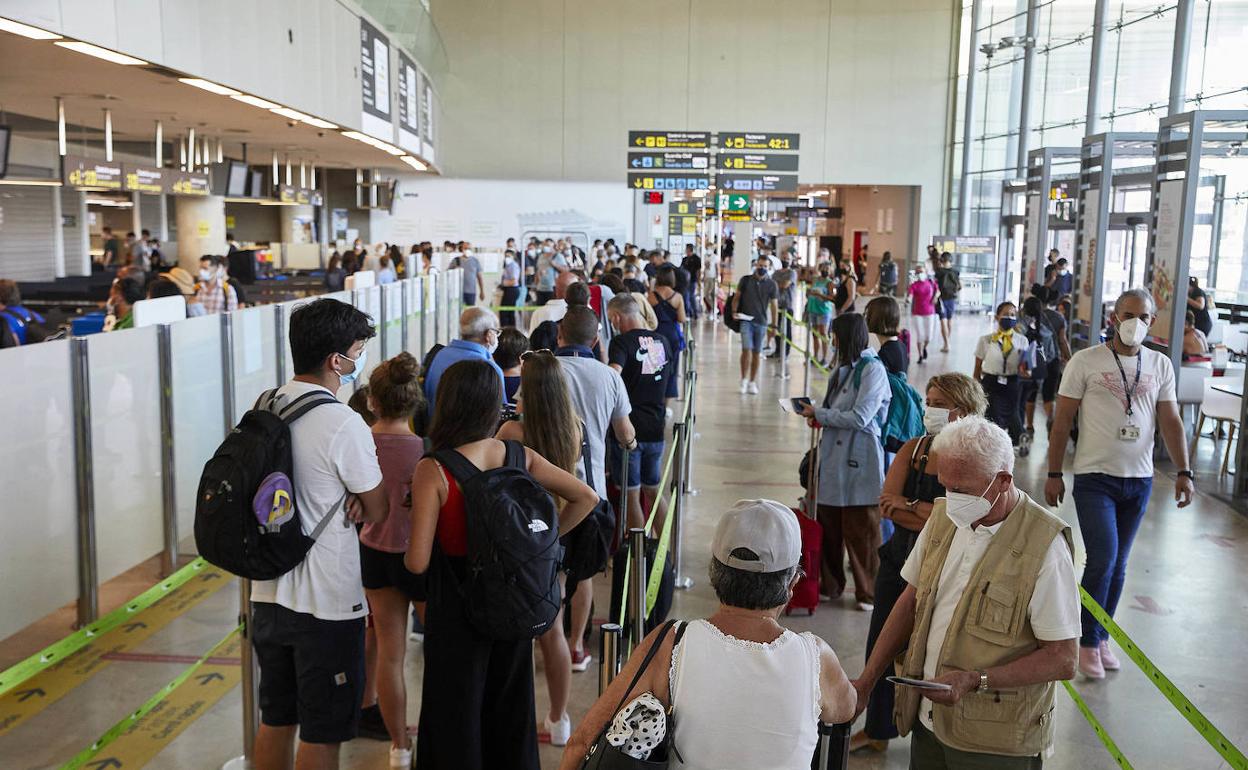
[1178,469,1195,480]
[1047,472,1063,479]
[977,670,990,692]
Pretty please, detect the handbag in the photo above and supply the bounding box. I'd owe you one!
[579,620,687,769]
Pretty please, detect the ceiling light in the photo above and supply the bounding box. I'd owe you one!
[0,179,63,187]
[178,77,240,96]
[400,156,427,171]
[0,16,62,39]
[342,130,405,156]
[231,94,280,110]
[54,40,148,66]
[271,106,338,130]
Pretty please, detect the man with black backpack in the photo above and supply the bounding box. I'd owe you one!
[1021,291,1072,437]
[934,252,961,353]
[249,299,388,770]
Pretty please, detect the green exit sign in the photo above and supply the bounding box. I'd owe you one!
[717,193,750,212]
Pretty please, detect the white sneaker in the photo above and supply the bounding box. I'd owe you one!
[545,714,572,746]
[778,370,792,380]
[739,379,749,394]
[389,745,413,769]
[747,381,760,395]
[408,631,424,643]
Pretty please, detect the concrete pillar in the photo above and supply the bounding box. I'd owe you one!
[174,194,228,271]
[77,191,90,276]
[280,204,315,244]
[52,186,66,278]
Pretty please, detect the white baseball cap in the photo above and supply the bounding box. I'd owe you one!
[712,499,801,573]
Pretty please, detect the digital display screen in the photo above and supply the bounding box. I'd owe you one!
[0,126,10,178]
[644,191,664,204]
[226,161,249,197]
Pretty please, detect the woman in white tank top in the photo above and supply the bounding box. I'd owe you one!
[560,500,857,770]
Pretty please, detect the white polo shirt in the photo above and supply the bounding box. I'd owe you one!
[900,494,1080,732]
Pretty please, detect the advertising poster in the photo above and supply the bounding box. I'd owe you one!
[1023,194,1044,288]
[1075,188,1099,326]
[359,18,393,140]
[1150,180,1184,344]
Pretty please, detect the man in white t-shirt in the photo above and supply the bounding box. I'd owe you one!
[1045,288,1193,680]
[251,298,388,769]
[853,416,1078,768]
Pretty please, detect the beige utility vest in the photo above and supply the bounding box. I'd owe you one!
[894,493,1073,757]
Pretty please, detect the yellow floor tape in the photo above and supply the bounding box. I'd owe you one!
[94,634,243,769]
[0,566,229,736]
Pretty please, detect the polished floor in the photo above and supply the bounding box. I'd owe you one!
[2,309,1246,769]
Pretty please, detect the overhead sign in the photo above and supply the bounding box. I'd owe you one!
[719,173,798,192]
[628,173,710,191]
[277,185,323,206]
[784,205,838,217]
[929,234,997,255]
[668,215,698,236]
[63,154,123,190]
[168,170,210,196]
[718,152,799,172]
[124,165,165,194]
[628,131,711,149]
[396,50,421,153]
[717,193,750,212]
[359,18,392,139]
[628,151,709,170]
[718,132,800,151]
[668,200,698,215]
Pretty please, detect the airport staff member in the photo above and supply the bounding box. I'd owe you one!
[854,416,1079,769]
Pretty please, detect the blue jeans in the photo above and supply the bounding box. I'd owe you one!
[1072,473,1152,647]
[739,319,767,351]
[609,440,666,489]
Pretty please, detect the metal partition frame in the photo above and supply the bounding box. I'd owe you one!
[1021,147,1081,298]
[1073,132,1157,349]
[997,180,1027,307]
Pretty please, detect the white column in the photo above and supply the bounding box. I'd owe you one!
[52,186,66,278]
[174,195,228,271]
[77,191,90,276]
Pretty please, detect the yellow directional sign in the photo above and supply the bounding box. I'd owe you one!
[628,131,711,150]
[717,132,801,151]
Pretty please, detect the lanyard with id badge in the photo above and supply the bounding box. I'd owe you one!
[1110,344,1143,441]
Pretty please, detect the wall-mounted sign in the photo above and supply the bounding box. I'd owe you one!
[419,70,434,147]
[717,132,800,151]
[668,200,697,215]
[628,131,711,149]
[396,50,421,154]
[669,215,698,236]
[63,154,123,190]
[124,165,165,194]
[628,173,710,190]
[277,185,323,206]
[359,18,392,139]
[719,173,798,192]
[628,151,709,170]
[929,234,998,255]
[718,153,799,172]
[169,170,210,196]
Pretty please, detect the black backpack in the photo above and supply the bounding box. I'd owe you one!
[194,389,342,580]
[432,440,564,640]
[561,429,615,584]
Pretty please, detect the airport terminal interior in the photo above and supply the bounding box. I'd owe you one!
[0,1,1246,769]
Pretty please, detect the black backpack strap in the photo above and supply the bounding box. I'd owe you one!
[279,392,339,424]
[578,421,593,482]
[609,619,679,716]
[502,439,528,470]
[253,388,280,411]
[430,448,482,485]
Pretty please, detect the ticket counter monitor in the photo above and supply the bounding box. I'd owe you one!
[1020,147,1081,301]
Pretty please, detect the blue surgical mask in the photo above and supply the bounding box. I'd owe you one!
[998,317,1017,331]
[338,349,367,385]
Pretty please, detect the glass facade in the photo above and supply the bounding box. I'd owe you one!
[948,0,1248,298]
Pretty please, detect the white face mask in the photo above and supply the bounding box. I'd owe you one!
[944,479,1001,529]
[923,407,950,435]
[486,331,499,355]
[199,267,213,281]
[338,349,367,385]
[1116,316,1149,347]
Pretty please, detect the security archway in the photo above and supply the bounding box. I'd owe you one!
[1020,147,1081,299]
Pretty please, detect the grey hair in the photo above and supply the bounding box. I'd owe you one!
[708,551,799,610]
[1114,288,1155,315]
[931,414,1014,478]
[459,307,498,341]
[607,293,641,317]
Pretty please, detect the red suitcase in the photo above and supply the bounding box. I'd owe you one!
[787,426,823,616]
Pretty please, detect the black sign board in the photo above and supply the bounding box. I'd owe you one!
[169,170,210,196]
[668,200,698,215]
[124,165,165,194]
[396,49,420,139]
[718,173,799,192]
[360,19,391,121]
[63,154,123,190]
[718,152,799,172]
[717,132,800,151]
[628,131,711,150]
[628,173,711,191]
[628,151,710,171]
[784,205,841,218]
[668,215,698,236]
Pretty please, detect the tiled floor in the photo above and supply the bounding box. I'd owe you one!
[3,309,1246,769]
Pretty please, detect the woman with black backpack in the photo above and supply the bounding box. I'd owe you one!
[405,360,598,770]
[496,349,585,747]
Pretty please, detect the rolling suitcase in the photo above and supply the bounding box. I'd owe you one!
[810,722,851,770]
[786,426,823,616]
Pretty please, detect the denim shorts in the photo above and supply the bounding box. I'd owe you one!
[805,312,831,330]
[610,440,666,489]
[939,298,957,319]
[740,319,768,351]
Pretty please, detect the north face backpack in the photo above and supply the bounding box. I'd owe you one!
[194,389,342,580]
[432,440,564,640]
[848,359,925,453]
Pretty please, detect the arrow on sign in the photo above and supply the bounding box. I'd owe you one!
[86,759,122,770]
[633,179,642,188]
[195,672,225,686]
[634,137,644,146]
[733,196,747,208]
[631,158,641,167]
[122,621,148,633]
[15,687,45,702]
[1129,595,1172,616]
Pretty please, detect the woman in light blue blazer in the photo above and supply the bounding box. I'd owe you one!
[800,312,890,611]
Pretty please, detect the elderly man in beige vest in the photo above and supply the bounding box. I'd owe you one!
[853,415,1079,768]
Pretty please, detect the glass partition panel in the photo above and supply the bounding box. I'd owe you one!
[90,327,165,584]
[382,282,405,359]
[231,305,279,422]
[425,273,438,348]
[354,286,383,380]
[170,314,226,544]
[0,341,79,638]
[407,276,426,355]
[278,299,304,383]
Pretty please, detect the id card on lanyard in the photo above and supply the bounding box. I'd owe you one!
[1110,343,1143,441]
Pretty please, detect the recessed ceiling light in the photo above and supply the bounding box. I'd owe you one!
[231,94,280,110]
[0,16,62,39]
[178,77,240,96]
[54,40,148,66]
[400,156,427,171]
